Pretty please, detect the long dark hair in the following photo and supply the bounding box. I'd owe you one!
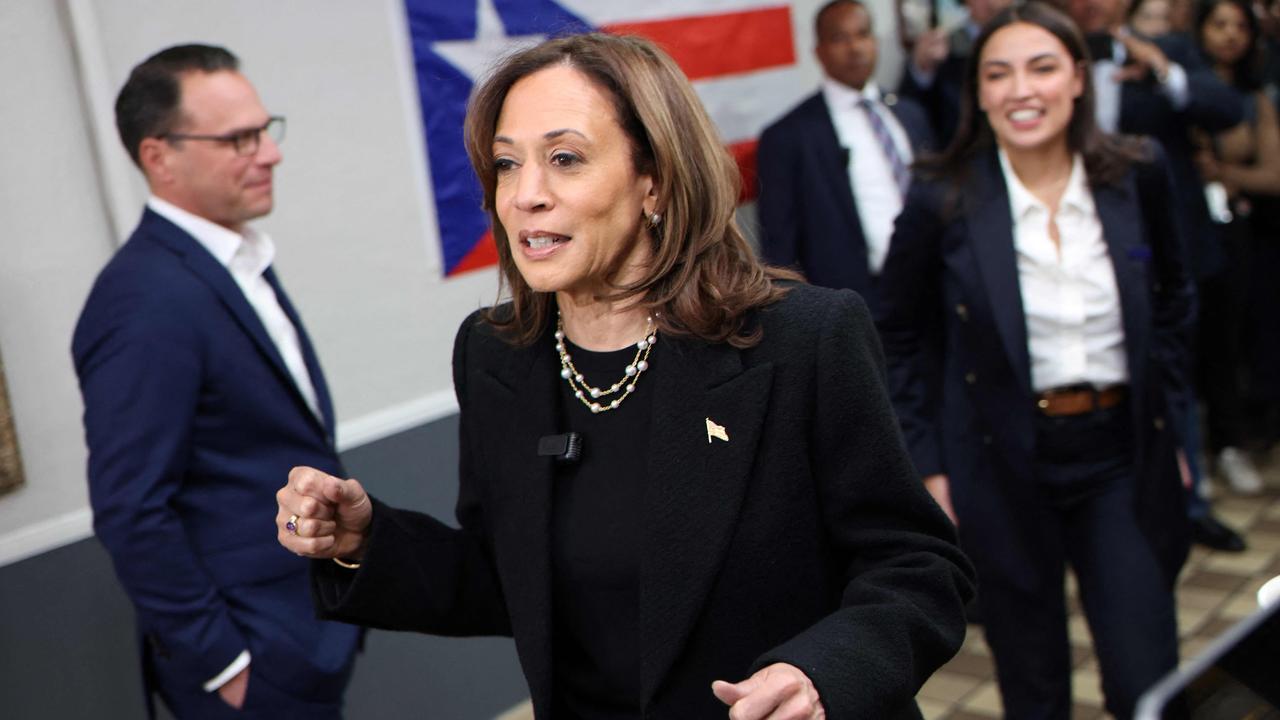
[1196,0,1264,90]
[916,1,1147,190]
[464,33,797,348]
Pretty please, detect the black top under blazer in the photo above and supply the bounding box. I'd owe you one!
[876,146,1196,590]
[312,284,975,718]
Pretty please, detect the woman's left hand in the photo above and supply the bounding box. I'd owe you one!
[712,663,826,719]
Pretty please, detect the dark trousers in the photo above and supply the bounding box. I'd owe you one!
[980,401,1180,720]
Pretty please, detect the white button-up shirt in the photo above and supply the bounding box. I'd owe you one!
[999,150,1129,392]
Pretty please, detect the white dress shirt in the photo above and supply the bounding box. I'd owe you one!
[998,150,1129,393]
[821,79,914,274]
[147,196,321,691]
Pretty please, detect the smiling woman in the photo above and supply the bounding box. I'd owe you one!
[878,3,1196,718]
[0,351,24,496]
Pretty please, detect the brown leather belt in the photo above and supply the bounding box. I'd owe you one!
[1035,385,1127,417]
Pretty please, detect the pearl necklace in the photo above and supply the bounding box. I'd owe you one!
[555,311,656,414]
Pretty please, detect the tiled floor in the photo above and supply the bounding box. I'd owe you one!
[918,450,1280,720]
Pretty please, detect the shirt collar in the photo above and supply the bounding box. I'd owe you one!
[821,77,882,110]
[997,149,1092,218]
[147,196,274,275]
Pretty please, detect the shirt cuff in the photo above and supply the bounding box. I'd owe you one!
[203,650,251,692]
[1161,63,1189,109]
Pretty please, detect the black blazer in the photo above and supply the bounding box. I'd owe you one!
[313,284,974,718]
[876,146,1195,588]
[756,91,934,303]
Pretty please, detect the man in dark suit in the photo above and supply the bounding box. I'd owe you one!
[1069,0,1251,553]
[756,0,933,307]
[72,45,359,718]
[898,0,1012,146]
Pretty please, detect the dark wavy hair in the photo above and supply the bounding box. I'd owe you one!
[1196,0,1264,90]
[916,1,1147,190]
[463,33,798,348]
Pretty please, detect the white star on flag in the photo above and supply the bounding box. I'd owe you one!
[431,0,546,81]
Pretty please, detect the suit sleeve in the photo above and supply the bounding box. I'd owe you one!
[754,292,975,718]
[1136,143,1197,423]
[1163,35,1245,132]
[875,180,948,477]
[311,312,510,636]
[755,123,803,269]
[897,63,944,140]
[74,291,248,683]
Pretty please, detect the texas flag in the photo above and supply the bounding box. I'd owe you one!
[404,0,811,277]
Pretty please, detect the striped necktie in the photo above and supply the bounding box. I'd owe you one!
[858,98,910,197]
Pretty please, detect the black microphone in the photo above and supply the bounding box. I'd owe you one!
[538,432,583,464]
[840,146,851,168]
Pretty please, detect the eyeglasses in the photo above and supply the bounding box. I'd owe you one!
[161,116,286,156]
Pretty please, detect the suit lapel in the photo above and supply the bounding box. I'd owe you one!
[142,210,332,440]
[482,333,557,711]
[143,213,294,383]
[639,336,774,702]
[965,152,1033,397]
[263,267,335,439]
[806,94,862,233]
[1094,175,1150,417]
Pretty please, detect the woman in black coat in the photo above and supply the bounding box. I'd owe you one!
[877,4,1194,719]
[276,33,973,719]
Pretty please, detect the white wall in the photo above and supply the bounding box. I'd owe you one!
[0,1,120,565]
[0,0,903,566]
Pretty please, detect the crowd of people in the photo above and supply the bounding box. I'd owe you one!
[71,0,1277,718]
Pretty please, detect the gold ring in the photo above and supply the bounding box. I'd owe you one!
[286,514,300,535]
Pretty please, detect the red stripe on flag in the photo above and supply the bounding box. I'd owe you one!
[448,229,500,276]
[729,139,759,203]
[603,6,794,81]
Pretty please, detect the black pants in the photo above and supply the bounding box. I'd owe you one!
[980,402,1179,720]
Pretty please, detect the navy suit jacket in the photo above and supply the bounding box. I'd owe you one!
[72,208,359,709]
[756,90,934,304]
[877,146,1195,589]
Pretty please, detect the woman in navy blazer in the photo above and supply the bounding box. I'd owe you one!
[276,33,973,719]
[877,4,1195,718]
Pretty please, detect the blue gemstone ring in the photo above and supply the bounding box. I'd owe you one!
[286,514,299,535]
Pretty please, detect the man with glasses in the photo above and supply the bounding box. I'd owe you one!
[72,44,359,718]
